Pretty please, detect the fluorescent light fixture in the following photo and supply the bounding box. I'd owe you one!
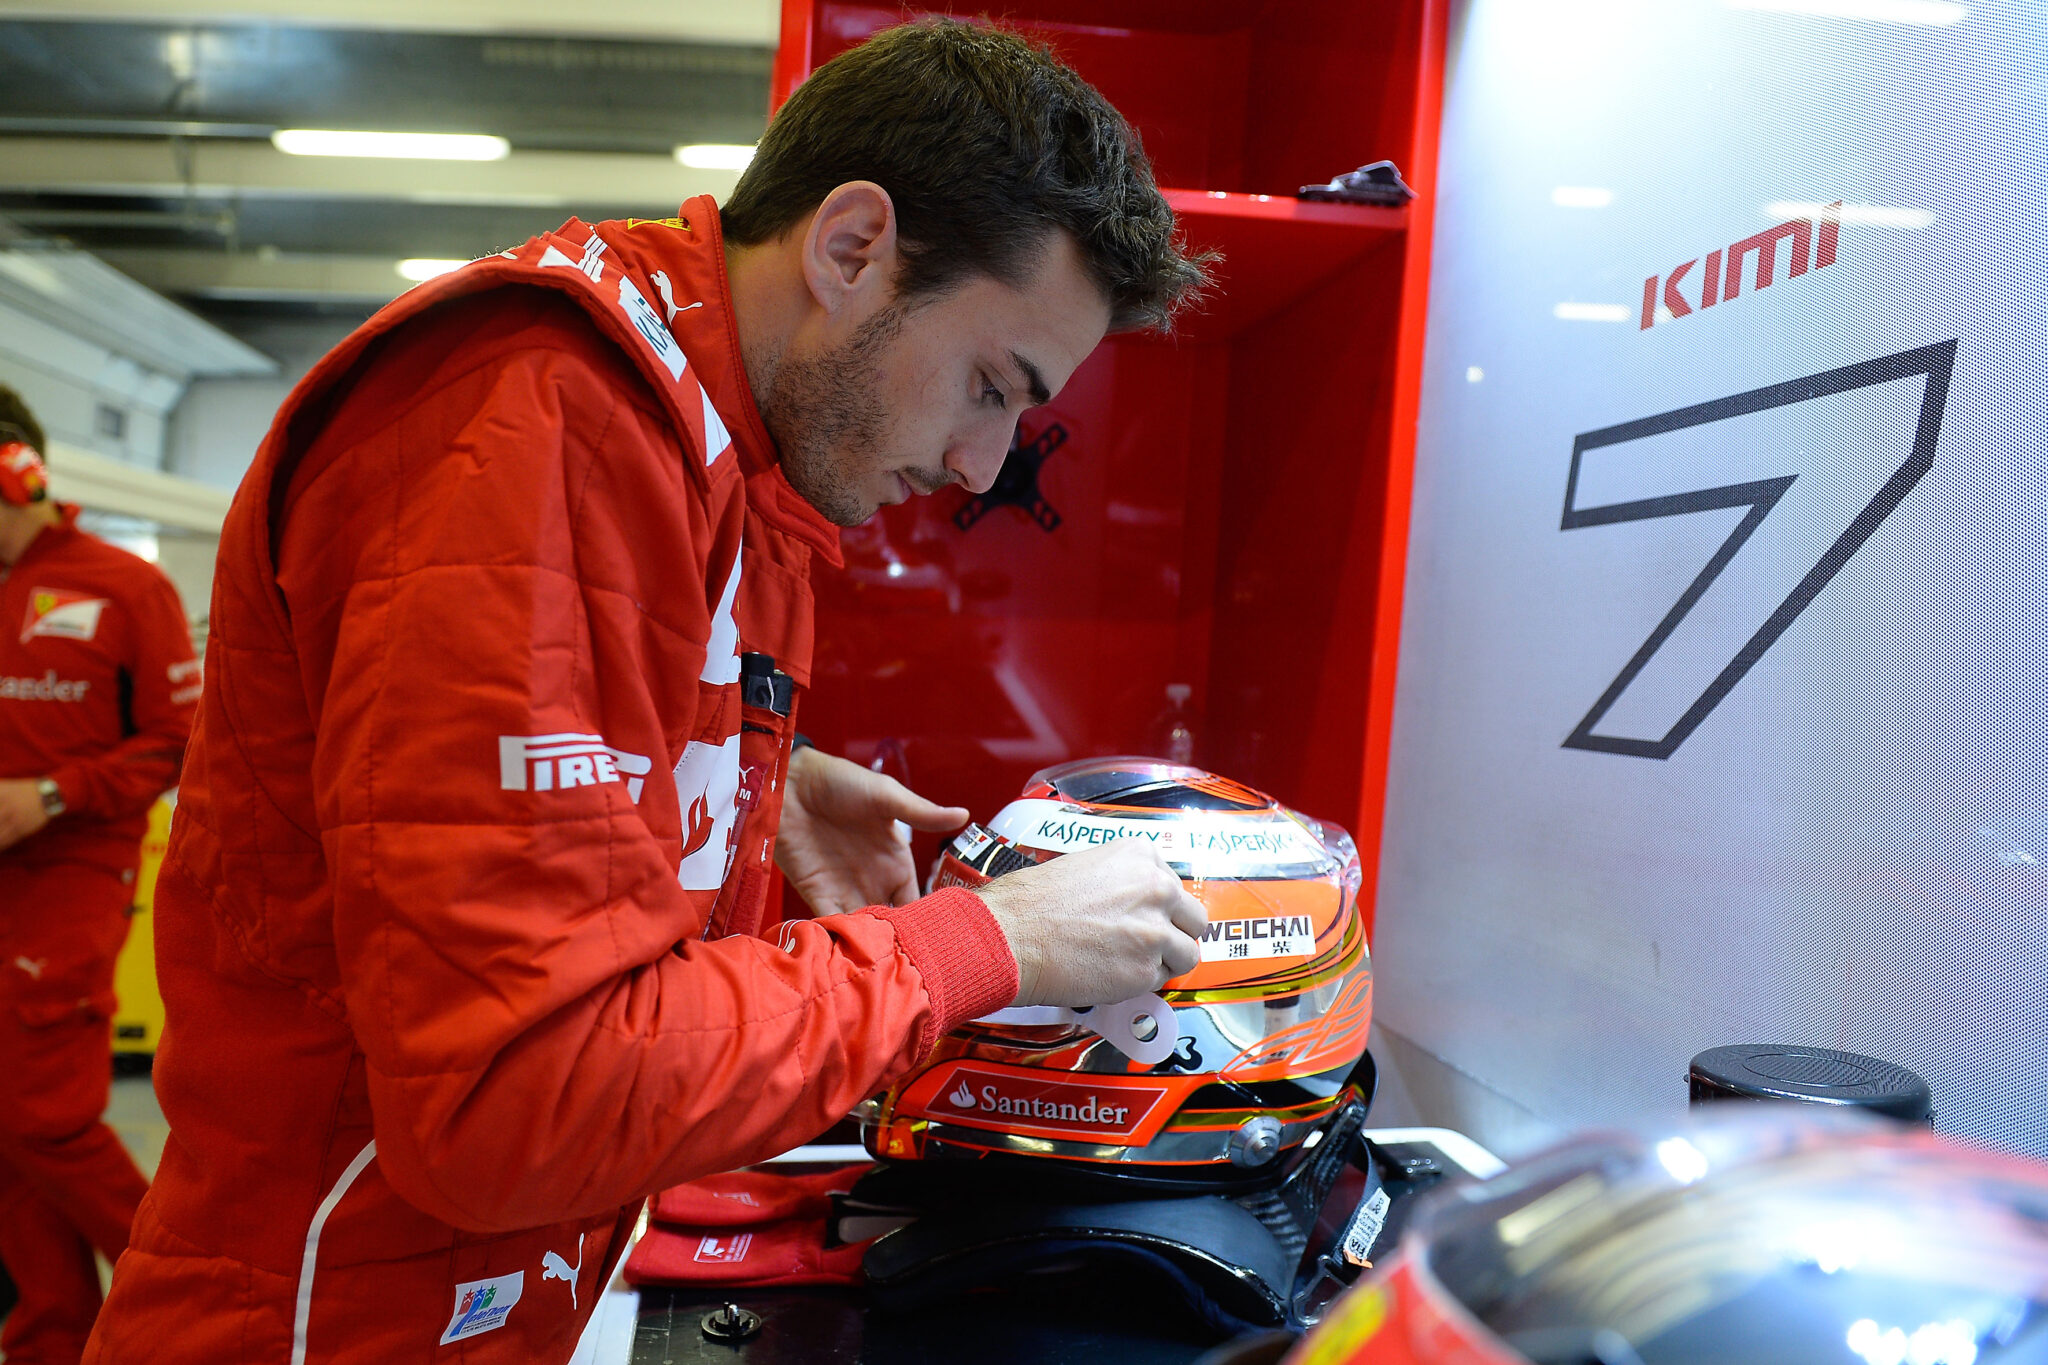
[1551,186,1614,208]
[405,191,569,209]
[674,143,756,171]
[1553,301,1631,323]
[1725,0,1965,26]
[273,129,510,161]
[396,258,469,283]
[1765,200,1935,229]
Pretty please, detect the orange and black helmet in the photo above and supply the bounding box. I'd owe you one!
[862,757,1373,1190]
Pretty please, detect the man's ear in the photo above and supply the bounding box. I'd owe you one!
[799,181,898,318]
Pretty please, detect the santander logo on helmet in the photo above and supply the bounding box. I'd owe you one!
[862,756,1373,1187]
[909,1063,1169,1142]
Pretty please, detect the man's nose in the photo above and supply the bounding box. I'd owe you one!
[946,423,1017,495]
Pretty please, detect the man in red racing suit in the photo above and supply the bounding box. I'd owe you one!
[88,19,1213,1364]
[0,384,198,1365]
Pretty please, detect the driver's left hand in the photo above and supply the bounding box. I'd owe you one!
[774,746,969,916]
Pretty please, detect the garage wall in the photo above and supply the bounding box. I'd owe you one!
[165,315,361,492]
[0,296,181,469]
[1373,0,2046,1156]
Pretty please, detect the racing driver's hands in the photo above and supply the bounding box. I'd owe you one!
[974,842,1208,1008]
[775,746,969,917]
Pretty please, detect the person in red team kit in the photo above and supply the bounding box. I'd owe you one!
[0,384,199,1365]
[88,19,1213,1364]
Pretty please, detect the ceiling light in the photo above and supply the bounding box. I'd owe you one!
[1553,302,1631,323]
[273,130,510,161]
[404,191,569,209]
[1552,186,1614,208]
[674,143,756,171]
[396,258,469,283]
[1725,0,1965,26]
[1765,200,1934,228]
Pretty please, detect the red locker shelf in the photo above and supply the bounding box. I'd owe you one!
[1161,190,1406,341]
[778,0,1450,937]
[905,0,1272,34]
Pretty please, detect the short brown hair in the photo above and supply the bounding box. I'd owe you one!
[0,383,45,453]
[721,17,1211,333]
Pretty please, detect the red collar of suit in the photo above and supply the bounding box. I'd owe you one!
[558,199,844,568]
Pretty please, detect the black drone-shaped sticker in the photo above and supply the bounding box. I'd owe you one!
[953,421,1067,533]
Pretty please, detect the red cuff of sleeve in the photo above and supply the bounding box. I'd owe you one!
[869,885,1018,1059]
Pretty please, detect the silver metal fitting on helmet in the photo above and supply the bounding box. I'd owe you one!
[1230,1116,1284,1168]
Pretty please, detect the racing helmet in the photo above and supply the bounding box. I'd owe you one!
[1284,1109,2048,1365]
[861,756,1373,1190]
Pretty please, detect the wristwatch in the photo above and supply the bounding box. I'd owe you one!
[35,777,64,818]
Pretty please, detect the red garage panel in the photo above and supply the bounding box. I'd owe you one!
[777,0,1448,936]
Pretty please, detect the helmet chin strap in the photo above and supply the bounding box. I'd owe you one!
[976,993,1179,1066]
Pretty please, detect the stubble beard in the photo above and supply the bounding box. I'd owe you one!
[759,304,905,527]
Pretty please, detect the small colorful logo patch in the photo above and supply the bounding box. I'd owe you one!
[21,588,107,644]
[694,1233,752,1265]
[438,1270,523,1345]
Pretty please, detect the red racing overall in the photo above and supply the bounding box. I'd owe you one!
[86,198,1017,1363]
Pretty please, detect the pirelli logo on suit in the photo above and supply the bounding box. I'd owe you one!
[498,733,652,802]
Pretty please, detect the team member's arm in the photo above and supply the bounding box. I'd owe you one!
[46,567,199,819]
[296,326,1019,1235]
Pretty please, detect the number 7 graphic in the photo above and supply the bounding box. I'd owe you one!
[1561,339,1956,759]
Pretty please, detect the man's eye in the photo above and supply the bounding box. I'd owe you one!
[980,378,1007,410]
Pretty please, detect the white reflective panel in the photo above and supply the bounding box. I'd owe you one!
[1380,0,2048,1153]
